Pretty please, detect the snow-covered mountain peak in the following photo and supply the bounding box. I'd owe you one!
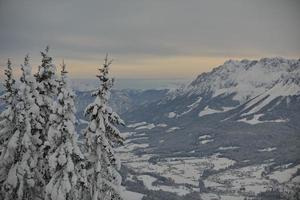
[172,57,300,103]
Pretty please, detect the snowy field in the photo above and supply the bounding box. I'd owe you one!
[117,122,300,199]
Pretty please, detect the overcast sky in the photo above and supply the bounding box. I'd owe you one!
[0,0,299,79]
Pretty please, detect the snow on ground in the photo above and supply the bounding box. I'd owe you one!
[118,148,236,188]
[127,157,203,186]
[166,127,180,133]
[238,114,288,125]
[218,146,239,151]
[187,97,202,108]
[205,164,272,195]
[135,123,155,130]
[280,163,293,169]
[269,164,300,183]
[198,135,214,145]
[292,176,300,183]
[126,137,149,143]
[265,118,288,123]
[198,135,211,140]
[79,119,88,124]
[200,139,214,144]
[242,160,251,163]
[240,79,300,116]
[209,154,236,171]
[199,106,234,117]
[136,133,147,137]
[258,147,277,152]
[203,180,224,188]
[120,132,136,139]
[238,114,263,125]
[200,193,220,200]
[117,122,299,199]
[179,97,202,116]
[121,186,144,200]
[116,136,300,198]
[137,175,156,190]
[137,175,191,196]
[168,112,177,118]
[220,195,245,200]
[127,122,164,130]
[127,122,147,128]
[156,123,168,127]
[117,143,149,152]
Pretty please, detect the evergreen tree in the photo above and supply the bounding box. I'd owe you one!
[0,59,17,189]
[45,62,85,200]
[83,55,125,200]
[35,46,57,104]
[1,55,43,199]
[34,46,58,188]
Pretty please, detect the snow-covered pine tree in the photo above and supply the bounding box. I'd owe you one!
[83,55,125,200]
[35,46,57,103]
[34,46,58,188]
[0,59,18,188]
[45,61,85,200]
[0,59,16,147]
[1,55,43,200]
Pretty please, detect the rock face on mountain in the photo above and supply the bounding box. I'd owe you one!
[126,57,300,124]
[174,57,300,101]
[123,57,300,164]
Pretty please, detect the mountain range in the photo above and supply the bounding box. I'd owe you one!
[122,57,300,164]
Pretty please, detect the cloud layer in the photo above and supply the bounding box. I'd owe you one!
[0,0,299,78]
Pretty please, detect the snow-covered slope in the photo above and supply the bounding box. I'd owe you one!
[164,57,300,123]
[172,57,300,102]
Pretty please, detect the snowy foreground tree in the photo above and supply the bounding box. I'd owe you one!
[0,59,17,188]
[45,62,85,200]
[35,46,58,191]
[0,55,44,199]
[0,50,125,200]
[83,55,125,200]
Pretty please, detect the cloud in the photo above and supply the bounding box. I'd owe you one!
[0,0,299,78]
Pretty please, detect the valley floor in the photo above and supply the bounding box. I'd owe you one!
[117,122,300,200]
